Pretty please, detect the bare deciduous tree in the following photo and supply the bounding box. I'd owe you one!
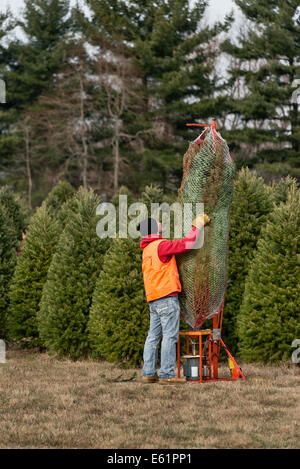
[95,41,154,193]
[27,40,98,190]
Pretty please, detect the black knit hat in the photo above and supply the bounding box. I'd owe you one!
[137,218,158,237]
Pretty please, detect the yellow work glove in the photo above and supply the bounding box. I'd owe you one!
[192,213,211,229]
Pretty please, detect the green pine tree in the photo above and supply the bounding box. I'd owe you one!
[43,180,75,219]
[7,205,60,346]
[88,236,149,367]
[88,183,174,367]
[7,185,79,345]
[237,185,300,362]
[0,186,25,336]
[111,185,136,209]
[271,176,299,205]
[14,192,33,228]
[4,0,72,110]
[222,167,274,351]
[84,0,231,125]
[0,205,17,337]
[110,185,137,235]
[0,9,15,170]
[0,185,25,250]
[222,0,300,178]
[0,0,72,192]
[37,187,108,358]
[140,184,164,211]
[78,0,232,191]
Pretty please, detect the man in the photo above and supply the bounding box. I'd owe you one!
[138,213,210,384]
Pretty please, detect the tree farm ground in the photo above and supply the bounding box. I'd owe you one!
[0,348,299,449]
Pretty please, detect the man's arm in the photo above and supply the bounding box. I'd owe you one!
[158,226,199,263]
[158,213,210,263]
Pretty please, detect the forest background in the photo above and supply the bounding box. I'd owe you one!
[0,0,299,207]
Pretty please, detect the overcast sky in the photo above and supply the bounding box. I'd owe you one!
[1,0,238,23]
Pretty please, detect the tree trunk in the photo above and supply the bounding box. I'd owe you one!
[25,124,32,210]
[113,119,120,194]
[291,102,299,153]
[79,67,88,189]
[142,75,149,114]
[289,65,299,153]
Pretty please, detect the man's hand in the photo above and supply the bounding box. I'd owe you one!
[192,213,211,229]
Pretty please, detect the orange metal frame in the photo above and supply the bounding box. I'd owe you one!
[186,119,217,143]
[186,119,217,130]
[177,301,245,383]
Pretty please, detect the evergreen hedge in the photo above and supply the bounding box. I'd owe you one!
[44,180,75,219]
[0,206,17,337]
[222,168,274,351]
[271,176,299,205]
[87,185,165,366]
[37,187,108,358]
[7,205,60,346]
[88,237,149,367]
[0,186,25,336]
[237,186,300,362]
[0,185,25,250]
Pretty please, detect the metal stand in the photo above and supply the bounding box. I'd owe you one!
[177,300,246,383]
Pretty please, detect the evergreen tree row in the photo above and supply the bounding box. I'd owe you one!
[0,186,25,337]
[238,183,300,362]
[222,167,274,351]
[7,181,75,346]
[3,175,300,364]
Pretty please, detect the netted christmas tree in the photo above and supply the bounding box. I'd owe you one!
[37,187,108,358]
[88,237,149,367]
[177,126,235,329]
[222,167,274,351]
[7,205,60,346]
[237,186,300,362]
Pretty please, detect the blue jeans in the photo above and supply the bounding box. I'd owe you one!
[142,296,180,379]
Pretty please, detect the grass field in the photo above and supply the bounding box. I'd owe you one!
[0,348,299,449]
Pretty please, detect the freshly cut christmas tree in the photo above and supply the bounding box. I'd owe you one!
[177,126,235,330]
[88,237,149,367]
[7,205,60,346]
[222,168,274,350]
[238,186,300,362]
[37,187,108,358]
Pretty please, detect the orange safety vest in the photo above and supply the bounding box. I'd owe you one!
[142,239,182,302]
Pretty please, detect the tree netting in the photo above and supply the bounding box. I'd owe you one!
[177,126,235,330]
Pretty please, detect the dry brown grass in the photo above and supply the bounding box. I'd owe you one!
[0,348,299,449]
